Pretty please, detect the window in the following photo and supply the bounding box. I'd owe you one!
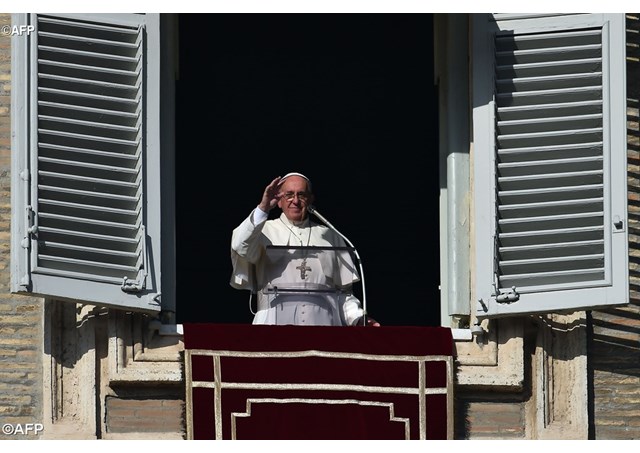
[13,13,442,326]
[174,13,440,325]
[472,13,628,317]
[14,13,629,324]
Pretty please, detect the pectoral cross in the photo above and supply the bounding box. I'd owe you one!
[296,259,311,280]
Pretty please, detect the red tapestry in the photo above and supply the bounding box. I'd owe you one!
[183,324,454,440]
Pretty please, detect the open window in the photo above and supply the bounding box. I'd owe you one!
[12,13,442,326]
[174,14,441,326]
[13,13,629,325]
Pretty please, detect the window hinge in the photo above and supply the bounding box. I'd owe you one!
[121,275,145,292]
[22,205,37,249]
[495,286,520,304]
[26,205,38,236]
[491,271,520,304]
[121,225,148,293]
[613,215,625,232]
[19,204,36,289]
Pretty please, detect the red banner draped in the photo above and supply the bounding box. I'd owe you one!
[184,324,454,440]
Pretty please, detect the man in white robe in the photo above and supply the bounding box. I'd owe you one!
[230,172,379,326]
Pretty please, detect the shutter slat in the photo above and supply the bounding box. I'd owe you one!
[39,156,139,174]
[39,188,139,212]
[38,31,140,49]
[497,88,603,109]
[500,225,603,239]
[497,101,603,123]
[499,183,603,197]
[39,226,139,245]
[497,156,603,177]
[499,211,603,225]
[39,185,139,203]
[498,100,602,115]
[39,59,139,77]
[39,229,139,256]
[499,253,604,270]
[38,254,139,273]
[497,142,602,162]
[41,240,139,259]
[499,168,603,181]
[499,268,604,289]
[495,43,602,66]
[39,198,139,215]
[500,225,604,247]
[498,155,602,170]
[495,57,601,78]
[495,28,601,46]
[498,211,604,232]
[499,184,603,205]
[500,197,604,212]
[39,212,140,232]
[38,101,139,119]
[498,99,602,114]
[498,170,603,190]
[496,85,602,100]
[38,129,140,146]
[499,239,604,258]
[39,143,138,160]
[498,129,603,150]
[39,115,139,133]
[497,114,603,135]
[39,170,139,189]
[31,267,127,285]
[499,198,603,219]
[38,45,140,64]
[38,73,139,92]
[38,87,139,105]
[497,71,602,90]
[38,16,140,35]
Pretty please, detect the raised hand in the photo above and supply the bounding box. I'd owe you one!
[258,176,283,212]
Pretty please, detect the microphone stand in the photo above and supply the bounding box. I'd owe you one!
[307,206,368,326]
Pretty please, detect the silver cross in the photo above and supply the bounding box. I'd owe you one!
[296,259,311,280]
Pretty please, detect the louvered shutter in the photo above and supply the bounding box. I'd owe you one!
[11,13,162,312]
[473,14,628,317]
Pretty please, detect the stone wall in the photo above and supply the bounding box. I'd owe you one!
[0,13,45,440]
[588,13,640,440]
[105,397,184,435]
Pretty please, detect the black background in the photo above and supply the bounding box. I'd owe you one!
[175,13,440,326]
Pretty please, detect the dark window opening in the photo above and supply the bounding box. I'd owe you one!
[175,13,440,326]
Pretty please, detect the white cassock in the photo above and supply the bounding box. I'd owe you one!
[230,208,364,326]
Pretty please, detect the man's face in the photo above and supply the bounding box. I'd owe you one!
[277,176,313,223]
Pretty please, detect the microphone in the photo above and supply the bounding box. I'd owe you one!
[307,205,368,326]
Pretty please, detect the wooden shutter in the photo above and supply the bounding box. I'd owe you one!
[473,14,628,317]
[11,13,162,311]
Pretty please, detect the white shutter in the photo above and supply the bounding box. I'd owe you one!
[11,13,162,312]
[473,13,628,317]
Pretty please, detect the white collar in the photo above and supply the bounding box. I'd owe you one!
[279,213,310,229]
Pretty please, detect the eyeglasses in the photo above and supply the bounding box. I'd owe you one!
[282,191,310,201]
